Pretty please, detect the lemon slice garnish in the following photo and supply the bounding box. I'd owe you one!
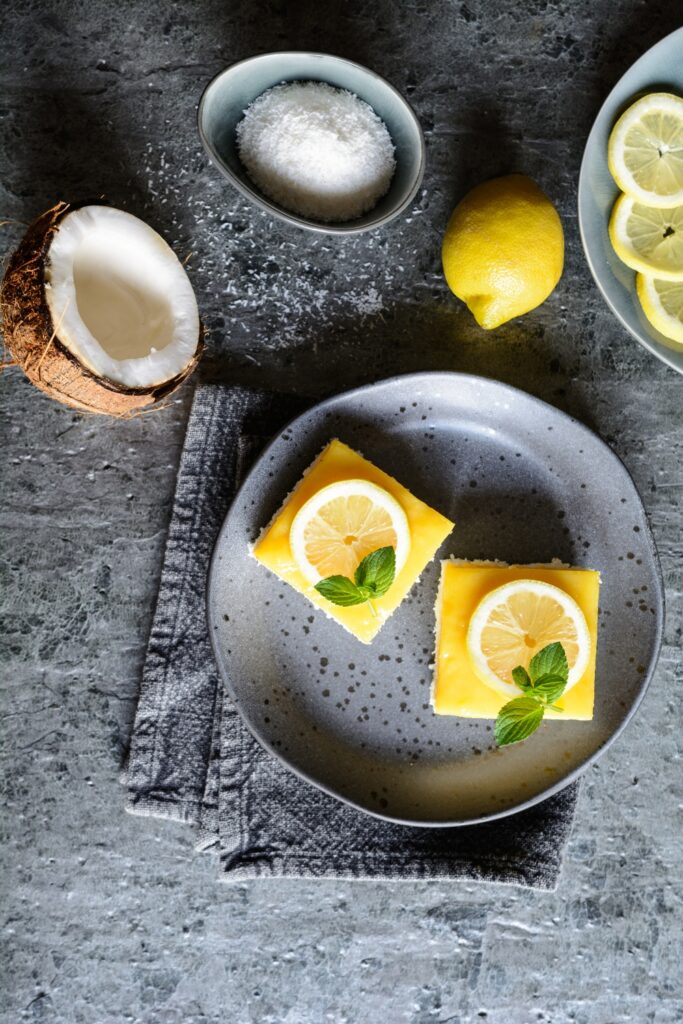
[289,479,411,585]
[608,92,683,208]
[466,579,591,699]
[636,274,683,344]
[609,194,683,280]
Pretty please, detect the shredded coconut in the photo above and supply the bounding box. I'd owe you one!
[236,81,396,223]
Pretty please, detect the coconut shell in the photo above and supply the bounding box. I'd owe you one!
[1,201,203,415]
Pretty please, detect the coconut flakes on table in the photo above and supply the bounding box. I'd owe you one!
[236,81,396,223]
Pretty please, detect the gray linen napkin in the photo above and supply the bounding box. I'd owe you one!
[125,381,580,890]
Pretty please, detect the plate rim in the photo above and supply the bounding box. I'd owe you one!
[207,371,665,827]
[577,26,683,375]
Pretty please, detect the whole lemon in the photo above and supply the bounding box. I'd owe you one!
[441,174,564,329]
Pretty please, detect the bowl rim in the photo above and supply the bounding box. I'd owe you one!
[197,50,427,235]
[577,27,683,376]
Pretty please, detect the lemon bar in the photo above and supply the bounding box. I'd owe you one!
[252,439,454,644]
[432,559,600,720]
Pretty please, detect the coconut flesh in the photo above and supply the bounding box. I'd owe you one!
[1,202,202,414]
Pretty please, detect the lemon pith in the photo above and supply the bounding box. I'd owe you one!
[608,93,683,208]
[636,273,683,344]
[441,174,564,329]
[289,478,411,584]
[466,578,591,699]
[609,194,683,281]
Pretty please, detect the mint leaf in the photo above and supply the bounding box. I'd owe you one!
[314,546,397,608]
[495,696,545,746]
[354,546,396,597]
[531,675,568,704]
[529,641,568,685]
[495,642,570,748]
[511,665,532,692]
[314,575,366,606]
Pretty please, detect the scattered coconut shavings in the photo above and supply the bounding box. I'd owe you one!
[236,82,396,223]
[135,141,429,369]
[349,285,384,317]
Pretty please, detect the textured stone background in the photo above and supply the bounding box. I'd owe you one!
[1,1,682,1021]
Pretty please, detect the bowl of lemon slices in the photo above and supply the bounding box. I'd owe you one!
[578,28,683,374]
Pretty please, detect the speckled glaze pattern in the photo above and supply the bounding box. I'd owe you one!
[208,373,663,825]
[3,0,683,1020]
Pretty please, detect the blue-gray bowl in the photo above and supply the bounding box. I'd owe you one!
[198,51,425,235]
[578,28,683,375]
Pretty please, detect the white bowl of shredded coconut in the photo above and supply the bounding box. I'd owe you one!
[236,82,397,223]
[198,52,425,234]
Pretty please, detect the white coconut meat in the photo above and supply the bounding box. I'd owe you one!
[44,206,200,389]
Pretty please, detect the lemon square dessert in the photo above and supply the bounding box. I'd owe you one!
[433,559,600,720]
[252,439,454,644]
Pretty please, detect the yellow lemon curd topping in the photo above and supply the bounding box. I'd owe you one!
[252,439,454,644]
[433,560,600,720]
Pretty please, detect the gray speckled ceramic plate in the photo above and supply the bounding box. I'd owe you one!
[578,27,683,374]
[208,373,663,826]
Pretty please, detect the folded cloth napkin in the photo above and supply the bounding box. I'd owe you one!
[125,381,580,890]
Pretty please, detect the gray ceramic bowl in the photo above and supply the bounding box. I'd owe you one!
[578,28,683,375]
[197,51,425,235]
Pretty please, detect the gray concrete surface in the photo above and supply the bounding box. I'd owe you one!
[1,1,682,1021]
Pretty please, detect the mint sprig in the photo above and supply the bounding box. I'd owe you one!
[495,641,569,747]
[314,546,396,608]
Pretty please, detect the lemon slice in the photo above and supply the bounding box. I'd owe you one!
[608,93,683,208]
[609,195,683,280]
[289,479,411,584]
[466,579,591,699]
[636,273,683,344]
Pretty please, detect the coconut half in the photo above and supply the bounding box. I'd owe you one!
[1,201,202,414]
